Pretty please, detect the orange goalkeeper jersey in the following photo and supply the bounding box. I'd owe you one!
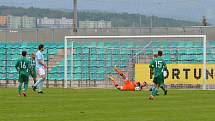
[121,80,136,91]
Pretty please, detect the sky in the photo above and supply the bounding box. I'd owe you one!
[0,0,215,24]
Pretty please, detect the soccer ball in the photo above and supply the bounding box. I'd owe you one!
[135,86,141,91]
[163,71,167,77]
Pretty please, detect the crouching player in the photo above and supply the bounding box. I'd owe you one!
[15,51,31,96]
[149,51,168,100]
[109,66,147,91]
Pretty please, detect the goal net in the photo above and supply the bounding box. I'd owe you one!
[64,35,214,90]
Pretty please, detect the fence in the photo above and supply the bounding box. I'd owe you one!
[0,27,215,42]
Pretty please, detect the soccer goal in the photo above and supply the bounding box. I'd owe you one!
[64,35,212,90]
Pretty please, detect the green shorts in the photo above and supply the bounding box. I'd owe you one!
[31,69,37,79]
[18,74,29,83]
[153,75,164,85]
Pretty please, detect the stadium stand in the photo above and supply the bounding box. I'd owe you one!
[0,40,214,84]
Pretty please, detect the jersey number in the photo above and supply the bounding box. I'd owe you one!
[155,61,162,68]
[20,62,28,72]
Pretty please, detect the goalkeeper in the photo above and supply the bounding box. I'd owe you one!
[109,66,147,91]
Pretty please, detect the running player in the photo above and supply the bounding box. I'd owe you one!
[15,51,31,96]
[32,44,47,94]
[109,66,147,91]
[149,50,168,100]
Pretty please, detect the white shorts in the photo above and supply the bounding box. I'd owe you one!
[37,68,46,76]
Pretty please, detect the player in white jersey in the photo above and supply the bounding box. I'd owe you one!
[32,44,47,94]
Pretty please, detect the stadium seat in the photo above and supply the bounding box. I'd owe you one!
[74,73,82,80]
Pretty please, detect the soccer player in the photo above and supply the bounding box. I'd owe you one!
[32,44,47,94]
[15,51,31,96]
[109,66,147,91]
[149,50,168,100]
[30,52,37,84]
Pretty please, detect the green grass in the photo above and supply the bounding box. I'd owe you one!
[0,88,215,121]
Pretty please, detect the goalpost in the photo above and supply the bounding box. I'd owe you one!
[64,35,207,89]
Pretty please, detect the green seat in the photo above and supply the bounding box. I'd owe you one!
[48,74,57,81]
[146,50,152,55]
[82,54,89,60]
[0,74,6,80]
[90,55,97,61]
[163,50,170,54]
[105,54,112,61]
[197,48,203,54]
[74,61,81,67]
[97,48,105,54]
[74,54,81,61]
[51,67,58,74]
[97,74,105,80]
[120,49,127,55]
[179,49,186,54]
[74,73,81,80]
[90,48,97,54]
[90,61,97,67]
[82,73,89,80]
[106,61,112,67]
[82,48,89,54]
[82,61,89,66]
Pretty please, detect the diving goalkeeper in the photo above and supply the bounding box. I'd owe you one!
[109,66,147,91]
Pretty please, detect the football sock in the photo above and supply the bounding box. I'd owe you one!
[23,82,28,93]
[18,82,22,95]
[33,79,42,88]
[160,84,166,92]
[38,78,45,91]
[149,87,153,91]
[33,79,37,84]
[151,87,158,96]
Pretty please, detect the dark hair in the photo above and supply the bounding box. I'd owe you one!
[158,50,163,56]
[38,44,44,50]
[22,51,27,57]
[136,82,141,86]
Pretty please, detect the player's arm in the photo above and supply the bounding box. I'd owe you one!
[15,60,20,72]
[149,60,154,69]
[28,60,33,73]
[37,54,47,68]
[162,60,167,71]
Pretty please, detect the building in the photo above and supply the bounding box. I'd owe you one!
[0,16,7,27]
[79,20,112,28]
[7,16,36,28]
[37,17,73,28]
[7,16,22,29]
[21,16,36,28]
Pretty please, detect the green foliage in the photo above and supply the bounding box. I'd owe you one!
[0,6,201,27]
[0,88,215,121]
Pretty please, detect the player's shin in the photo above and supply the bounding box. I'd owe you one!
[38,77,45,91]
[18,82,22,95]
[23,82,28,93]
[33,79,41,87]
[151,87,158,96]
[160,84,166,92]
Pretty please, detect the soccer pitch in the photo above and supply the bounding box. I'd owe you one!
[0,89,214,121]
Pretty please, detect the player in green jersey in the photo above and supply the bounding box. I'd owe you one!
[149,51,168,100]
[30,52,37,84]
[15,51,31,97]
